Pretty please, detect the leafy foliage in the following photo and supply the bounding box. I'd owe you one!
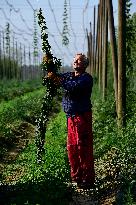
[92,84,136,204]
[0,88,44,160]
[0,78,42,102]
[0,111,71,205]
[36,8,62,162]
[126,1,136,84]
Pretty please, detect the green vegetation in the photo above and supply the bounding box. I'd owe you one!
[0,88,45,159]
[92,84,136,204]
[0,82,135,204]
[0,78,42,102]
[0,110,71,205]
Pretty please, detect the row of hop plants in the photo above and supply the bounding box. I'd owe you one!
[0,56,41,81]
[0,78,42,102]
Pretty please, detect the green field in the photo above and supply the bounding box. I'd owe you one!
[0,82,135,205]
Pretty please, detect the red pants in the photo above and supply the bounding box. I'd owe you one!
[67,112,95,184]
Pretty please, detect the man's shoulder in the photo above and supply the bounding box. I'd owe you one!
[83,72,93,80]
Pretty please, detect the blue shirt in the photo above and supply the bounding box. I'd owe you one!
[60,72,93,117]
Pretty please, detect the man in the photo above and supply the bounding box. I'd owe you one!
[48,53,95,189]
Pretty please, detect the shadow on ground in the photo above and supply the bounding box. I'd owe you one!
[0,173,73,205]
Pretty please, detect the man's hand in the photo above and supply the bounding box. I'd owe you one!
[47,72,55,79]
[47,72,61,86]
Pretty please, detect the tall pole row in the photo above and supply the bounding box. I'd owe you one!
[87,0,126,127]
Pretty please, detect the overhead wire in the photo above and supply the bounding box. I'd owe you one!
[25,0,67,62]
[5,0,19,12]
[47,0,74,60]
[68,0,78,52]
[0,2,42,66]
[82,0,90,52]
[0,24,4,30]
[0,8,34,36]
[1,1,42,52]
[26,0,77,61]
[26,0,35,11]
[1,0,79,64]
[5,0,39,34]
[48,0,62,37]
[48,31,71,62]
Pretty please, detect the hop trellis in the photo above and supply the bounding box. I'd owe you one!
[35,8,62,162]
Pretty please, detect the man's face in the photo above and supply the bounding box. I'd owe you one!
[73,54,85,71]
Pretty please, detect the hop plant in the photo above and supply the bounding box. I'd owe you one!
[35,8,62,162]
[62,0,69,46]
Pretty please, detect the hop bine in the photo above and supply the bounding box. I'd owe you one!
[35,8,62,163]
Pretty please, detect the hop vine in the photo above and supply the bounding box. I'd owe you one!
[5,22,10,55]
[35,8,62,163]
[33,9,38,65]
[62,0,69,46]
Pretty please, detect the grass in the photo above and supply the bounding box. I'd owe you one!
[0,111,72,205]
[0,88,44,136]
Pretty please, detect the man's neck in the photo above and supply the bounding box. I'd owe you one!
[74,70,84,76]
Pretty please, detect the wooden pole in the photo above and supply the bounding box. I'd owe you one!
[0,31,2,79]
[98,0,103,89]
[12,35,15,79]
[117,0,126,127]
[20,42,22,80]
[2,31,6,78]
[95,4,100,77]
[107,0,118,113]
[8,34,11,79]
[102,0,108,99]
[89,23,93,75]
[86,29,91,74]
[24,45,26,80]
[93,6,96,75]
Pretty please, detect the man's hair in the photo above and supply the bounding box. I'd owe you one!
[76,53,89,69]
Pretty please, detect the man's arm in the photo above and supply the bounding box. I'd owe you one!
[61,74,93,92]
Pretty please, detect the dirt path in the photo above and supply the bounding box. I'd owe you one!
[68,182,119,205]
[70,188,116,205]
[68,148,126,205]
[0,122,35,174]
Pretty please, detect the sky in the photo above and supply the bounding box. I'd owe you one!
[0,0,136,66]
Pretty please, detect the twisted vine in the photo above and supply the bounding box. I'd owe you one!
[35,8,62,162]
